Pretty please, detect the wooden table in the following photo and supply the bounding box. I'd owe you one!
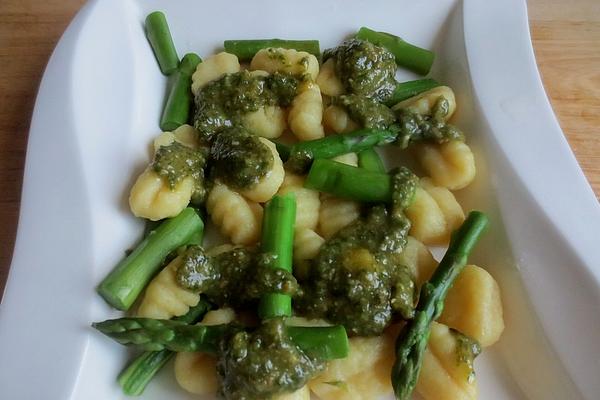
[1,0,599,297]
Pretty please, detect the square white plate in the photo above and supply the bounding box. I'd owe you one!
[1,0,599,399]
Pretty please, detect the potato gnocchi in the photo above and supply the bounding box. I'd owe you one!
[241,105,288,139]
[288,81,326,141]
[393,86,457,121]
[129,125,202,221]
[250,48,319,80]
[206,182,263,245]
[191,51,240,95]
[239,138,285,203]
[416,322,478,400]
[136,256,200,319]
[439,265,505,347]
[414,141,476,191]
[406,178,465,245]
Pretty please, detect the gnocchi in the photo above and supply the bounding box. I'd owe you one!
[318,195,361,239]
[136,256,200,319]
[323,104,359,134]
[174,309,236,395]
[293,227,325,263]
[277,173,320,231]
[241,105,287,139]
[206,182,263,245]
[191,52,240,95]
[308,328,397,400]
[395,236,438,288]
[392,86,457,122]
[416,322,478,400]
[250,48,319,80]
[288,81,326,141]
[129,169,194,221]
[438,265,505,347]
[239,138,285,203]
[316,58,344,97]
[129,125,202,221]
[406,178,465,245]
[414,141,476,191]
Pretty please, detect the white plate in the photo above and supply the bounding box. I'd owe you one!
[1,0,599,399]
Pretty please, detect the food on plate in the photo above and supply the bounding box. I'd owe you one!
[93,11,504,400]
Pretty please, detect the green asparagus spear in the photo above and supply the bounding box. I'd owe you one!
[391,211,489,400]
[93,318,349,360]
[356,27,434,75]
[287,128,397,172]
[117,300,211,396]
[145,11,179,75]
[385,78,441,107]
[97,208,204,310]
[357,148,386,173]
[305,159,392,203]
[274,141,291,162]
[224,39,320,61]
[160,53,202,131]
[258,194,297,319]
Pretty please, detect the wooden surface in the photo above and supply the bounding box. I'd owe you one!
[0,0,599,297]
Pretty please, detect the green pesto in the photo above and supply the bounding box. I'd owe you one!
[324,39,397,102]
[175,246,298,309]
[151,142,208,204]
[296,167,419,336]
[334,94,397,130]
[217,318,325,400]
[193,70,299,140]
[210,127,273,190]
[450,329,482,383]
[394,97,465,149]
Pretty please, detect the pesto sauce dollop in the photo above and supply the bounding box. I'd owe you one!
[333,94,397,130]
[210,127,273,190]
[151,141,208,204]
[176,246,298,309]
[324,39,397,102]
[296,167,419,336]
[394,97,465,148]
[217,318,325,400]
[193,70,299,140]
[450,329,482,383]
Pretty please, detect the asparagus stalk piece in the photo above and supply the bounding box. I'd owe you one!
[224,39,320,61]
[391,211,489,400]
[93,318,349,360]
[385,78,441,107]
[356,27,434,75]
[97,208,204,310]
[287,128,397,172]
[305,159,392,203]
[258,194,297,319]
[357,148,386,173]
[117,300,211,396]
[160,53,202,131]
[145,11,179,75]
[274,141,291,162]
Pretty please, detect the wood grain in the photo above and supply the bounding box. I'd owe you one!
[0,0,598,297]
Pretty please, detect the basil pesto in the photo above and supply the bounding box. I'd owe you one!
[394,97,464,148]
[296,167,419,336]
[151,141,208,204]
[334,94,397,130]
[324,39,397,102]
[450,329,481,383]
[193,70,299,140]
[176,246,298,309]
[210,127,273,190]
[217,318,325,400]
